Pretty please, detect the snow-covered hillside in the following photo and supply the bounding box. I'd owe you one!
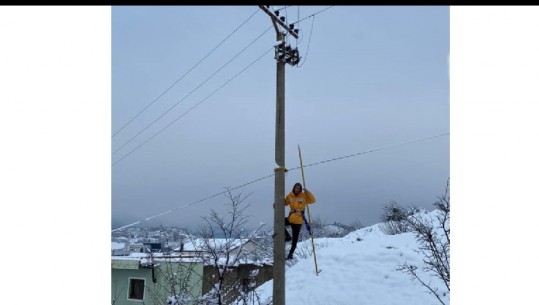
[251,209,449,305]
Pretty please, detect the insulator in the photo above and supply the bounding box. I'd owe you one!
[274,10,279,16]
[280,16,285,22]
[289,24,295,29]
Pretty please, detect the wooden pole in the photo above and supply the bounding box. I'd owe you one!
[298,145,320,275]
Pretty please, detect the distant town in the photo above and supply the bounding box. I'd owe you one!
[111,222,362,305]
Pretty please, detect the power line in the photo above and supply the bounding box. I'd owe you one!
[112,7,261,138]
[297,15,315,68]
[112,25,273,157]
[296,6,300,49]
[273,6,292,12]
[290,133,449,171]
[112,132,448,231]
[112,173,275,233]
[286,6,334,62]
[291,6,335,27]
[112,46,274,167]
[265,5,332,31]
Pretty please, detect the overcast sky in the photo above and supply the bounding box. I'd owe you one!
[111,6,449,230]
[3,6,539,304]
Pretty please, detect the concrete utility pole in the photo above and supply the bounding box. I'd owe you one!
[258,5,301,305]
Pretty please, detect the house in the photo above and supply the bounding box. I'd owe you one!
[174,238,264,257]
[171,238,273,303]
[201,263,273,303]
[128,243,145,253]
[112,242,131,256]
[111,255,204,305]
[142,241,163,252]
[112,237,272,304]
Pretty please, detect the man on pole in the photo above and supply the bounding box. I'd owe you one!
[284,182,316,260]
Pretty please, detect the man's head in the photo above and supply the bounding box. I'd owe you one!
[292,182,303,195]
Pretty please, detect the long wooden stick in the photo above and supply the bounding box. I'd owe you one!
[298,145,320,275]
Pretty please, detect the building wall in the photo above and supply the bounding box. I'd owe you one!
[128,244,145,253]
[202,264,273,304]
[112,260,204,305]
[111,268,154,305]
[153,260,204,304]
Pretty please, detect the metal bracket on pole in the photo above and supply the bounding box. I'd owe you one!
[258,5,299,39]
[274,166,288,173]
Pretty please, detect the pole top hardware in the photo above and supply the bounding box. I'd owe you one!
[259,5,299,39]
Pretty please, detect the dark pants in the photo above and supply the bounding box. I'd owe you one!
[285,217,302,257]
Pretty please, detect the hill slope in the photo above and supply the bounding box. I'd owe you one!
[251,210,449,305]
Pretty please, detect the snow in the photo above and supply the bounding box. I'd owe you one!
[112,210,449,305]
[181,238,250,252]
[111,242,125,250]
[322,224,346,236]
[251,210,449,305]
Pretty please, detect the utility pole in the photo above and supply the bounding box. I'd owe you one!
[259,5,301,305]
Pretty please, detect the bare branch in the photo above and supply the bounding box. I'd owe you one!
[395,178,450,305]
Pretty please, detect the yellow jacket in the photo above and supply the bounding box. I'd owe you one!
[285,190,316,224]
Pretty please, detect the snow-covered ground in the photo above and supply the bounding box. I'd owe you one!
[251,210,449,305]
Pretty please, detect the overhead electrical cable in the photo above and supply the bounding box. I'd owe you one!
[112,25,273,157]
[112,7,261,138]
[297,15,315,68]
[294,6,334,24]
[112,133,449,231]
[112,46,275,167]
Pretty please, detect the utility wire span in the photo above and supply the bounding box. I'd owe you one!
[112,173,275,233]
[112,132,449,231]
[297,15,315,68]
[112,7,334,162]
[290,6,333,48]
[112,7,261,138]
[112,46,274,167]
[112,25,273,157]
[290,132,450,171]
[273,5,292,12]
[290,6,334,26]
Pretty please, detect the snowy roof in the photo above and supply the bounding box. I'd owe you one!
[175,238,252,252]
[111,242,125,250]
